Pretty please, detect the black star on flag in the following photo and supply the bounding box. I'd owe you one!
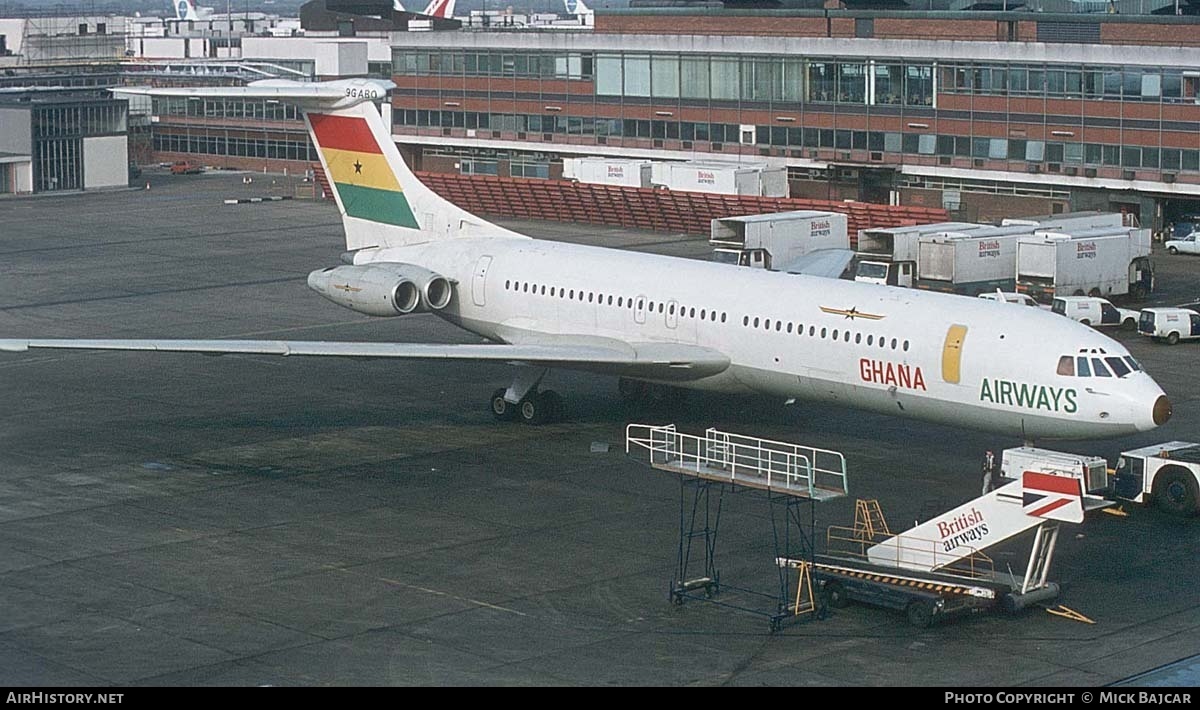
[353,160,363,174]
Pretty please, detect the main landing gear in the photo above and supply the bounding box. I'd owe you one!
[489,367,563,425]
[490,387,563,425]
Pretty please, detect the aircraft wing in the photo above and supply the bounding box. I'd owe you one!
[0,338,730,381]
[783,248,856,279]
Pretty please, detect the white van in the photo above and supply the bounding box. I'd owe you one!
[1051,296,1138,329]
[978,291,1050,310]
[1138,307,1200,344]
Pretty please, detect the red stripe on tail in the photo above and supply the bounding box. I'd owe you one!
[1023,471,1082,496]
[309,114,381,154]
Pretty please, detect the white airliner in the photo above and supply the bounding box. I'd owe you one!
[0,79,1173,440]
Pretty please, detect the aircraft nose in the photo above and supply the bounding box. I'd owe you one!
[1153,395,1173,427]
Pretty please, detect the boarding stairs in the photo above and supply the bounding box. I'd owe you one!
[862,471,1098,594]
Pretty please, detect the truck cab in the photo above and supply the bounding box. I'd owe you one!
[1113,442,1200,516]
[712,247,769,269]
[854,260,914,287]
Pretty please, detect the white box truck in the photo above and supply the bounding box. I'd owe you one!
[562,157,652,188]
[663,161,788,197]
[1000,211,1128,231]
[854,222,985,287]
[914,225,1039,295]
[710,210,849,270]
[1015,227,1154,303]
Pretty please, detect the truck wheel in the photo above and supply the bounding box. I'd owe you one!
[1089,288,1102,298]
[1153,467,1199,517]
[1122,317,1136,331]
[906,599,935,629]
[1130,284,1149,302]
[1079,319,1091,326]
[823,580,850,609]
[1072,290,1086,296]
[1167,332,1180,345]
[1168,246,1179,255]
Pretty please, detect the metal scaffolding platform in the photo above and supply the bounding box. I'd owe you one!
[626,423,848,631]
[625,423,848,501]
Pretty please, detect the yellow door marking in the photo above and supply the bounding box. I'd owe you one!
[942,324,968,384]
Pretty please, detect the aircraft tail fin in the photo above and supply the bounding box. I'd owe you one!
[116,79,523,250]
[174,0,200,20]
[422,0,456,18]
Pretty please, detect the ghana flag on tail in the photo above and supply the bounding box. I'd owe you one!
[309,113,420,230]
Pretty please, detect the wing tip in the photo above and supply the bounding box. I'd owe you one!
[0,340,31,352]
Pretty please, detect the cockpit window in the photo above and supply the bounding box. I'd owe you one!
[1105,357,1131,378]
[1063,353,1137,378]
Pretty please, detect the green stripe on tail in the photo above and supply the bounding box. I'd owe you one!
[335,182,419,229]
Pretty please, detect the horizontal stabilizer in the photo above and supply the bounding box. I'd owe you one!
[115,79,395,111]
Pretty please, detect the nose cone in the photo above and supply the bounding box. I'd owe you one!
[1153,395,1173,427]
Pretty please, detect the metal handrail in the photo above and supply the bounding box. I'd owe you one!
[625,423,848,497]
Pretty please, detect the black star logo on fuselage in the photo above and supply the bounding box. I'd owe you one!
[353,160,363,174]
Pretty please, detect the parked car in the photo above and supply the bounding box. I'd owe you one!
[1165,232,1200,255]
[170,161,203,175]
[1138,307,1200,345]
[977,291,1051,310]
[1051,296,1138,329]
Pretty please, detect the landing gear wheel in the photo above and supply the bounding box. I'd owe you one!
[823,580,849,609]
[490,388,515,421]
[906,599,935,629]
[518,394,545,425]
[518,390,562,425]
[1153,467,1199,517]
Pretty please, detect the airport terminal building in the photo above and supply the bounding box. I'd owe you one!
[7,0,1200,228]
[0,89,129,194]
[384,6,1200,227]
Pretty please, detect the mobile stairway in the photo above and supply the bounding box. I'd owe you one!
[780,470,1107,627]
[625,423,848,631]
